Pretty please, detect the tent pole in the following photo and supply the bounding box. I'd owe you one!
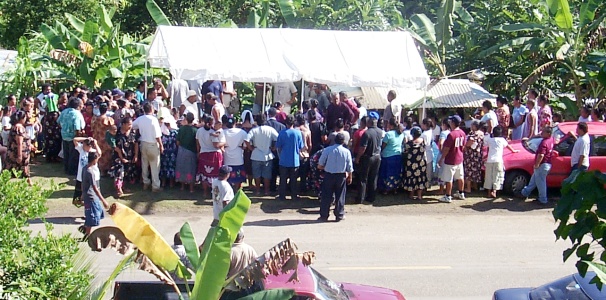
[300,78,304,114]
[144,61,148,99]
[262,82,267,118]
[422,86,427,119]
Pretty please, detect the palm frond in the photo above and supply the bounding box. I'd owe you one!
[520,60,559,92]
[89,251,137,300]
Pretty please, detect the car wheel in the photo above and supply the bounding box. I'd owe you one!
[504,170,530,195]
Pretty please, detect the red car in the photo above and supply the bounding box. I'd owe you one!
[503,122,606,194]
[114,262,406,300]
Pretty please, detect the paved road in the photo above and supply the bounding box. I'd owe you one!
[36,203,576,300]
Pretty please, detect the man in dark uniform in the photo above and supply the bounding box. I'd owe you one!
[355,112,383,204]
[318,133,353,222]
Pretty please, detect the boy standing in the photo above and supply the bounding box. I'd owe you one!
[212,166,235,222]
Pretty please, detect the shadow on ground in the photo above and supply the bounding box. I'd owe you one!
[29,216,83,225]
[244,218,320,227]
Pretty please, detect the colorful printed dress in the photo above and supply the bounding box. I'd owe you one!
[6,124,31,178]
[160,129,178,180]
[91,114,115,174]
[108,129,139,183]
[402,140,428,191]
[538,105,552,129]
[309,148,326,198]
[463,130,484,183]
[43,111,62,160]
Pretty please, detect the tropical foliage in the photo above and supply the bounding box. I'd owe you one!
[88,190,312,299]
[554,170,606,289]
[0,170,93,299]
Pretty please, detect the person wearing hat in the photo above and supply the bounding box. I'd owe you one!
[111,88,125,101]
[317,132,353,222]
[437,115,467,203]
[511,95,528,140]
[212,165,235,221]
[355,111,383,204]
[159,110,179,189]
[180,90,201,123]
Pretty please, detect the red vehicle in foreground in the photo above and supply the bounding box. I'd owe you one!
[503,122,606,194]
[114,261,406,300]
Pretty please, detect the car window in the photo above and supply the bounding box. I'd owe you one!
[554,136,575,157]
[592,136,606,156]
[310,268,349,300]
[525,137,544,153]
[529,275,590,300]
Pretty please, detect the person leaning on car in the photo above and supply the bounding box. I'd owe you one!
[568,122,590,173]
[519,126,554,204]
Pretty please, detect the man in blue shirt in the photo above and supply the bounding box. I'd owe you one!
[318,133,353,222]
[276,115,304,201]
[57,97,85,175]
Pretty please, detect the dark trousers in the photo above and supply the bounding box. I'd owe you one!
[279,166,299,200]
[358,155,381,203]
[571,164,588,174]
[271,157,279,192]
[320,173,347,219]
[62,140,78,176]
[298,157,310,193]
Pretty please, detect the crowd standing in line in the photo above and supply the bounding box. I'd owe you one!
[0,81,602,227]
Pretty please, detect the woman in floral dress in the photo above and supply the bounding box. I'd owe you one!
[5,111,32,185]
[160,115,178,188]
[537,95,552,129]
[91,103,115,175]
[402,127,428,200]
[309,148,325,199]
[108,117,139,197]
[43,110,62,162]
[496,96,510,130]
[463,120,484,193]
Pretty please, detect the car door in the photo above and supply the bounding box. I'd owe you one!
[548,136,573,187]
[588,135,606,173]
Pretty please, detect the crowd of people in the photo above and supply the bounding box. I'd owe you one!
[0,79,600,227]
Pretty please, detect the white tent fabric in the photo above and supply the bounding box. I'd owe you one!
[147,26,429,89]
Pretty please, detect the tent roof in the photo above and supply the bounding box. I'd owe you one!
[0,49,17,75]
[148,26,429,89]
[329,85,424,110]
[410,79,496,109]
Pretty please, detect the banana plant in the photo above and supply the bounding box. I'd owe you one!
[409,0,471,77]
[36,5,152,89]
[480,0,606,105]
[88,190,301,300]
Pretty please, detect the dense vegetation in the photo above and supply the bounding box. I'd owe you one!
[0,171,92,299]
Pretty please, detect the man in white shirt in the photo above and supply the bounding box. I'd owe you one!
[480,100,499,133]
[570,122,591,173]
[133,103,164,192]
[223,116,249,190]
[246,115,279,195]
[578,107,593,123]
[168,77,189,109]
[180,90,200,123]
[272,82,297,115]
[36,84,54,119]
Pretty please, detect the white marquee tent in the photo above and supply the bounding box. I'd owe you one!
[147,26,430,89]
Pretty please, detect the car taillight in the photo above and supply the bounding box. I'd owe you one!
[395,290,406,300]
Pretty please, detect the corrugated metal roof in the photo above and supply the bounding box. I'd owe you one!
[0,50,17,75]
[410,79,495,109]
[330,85,424,110]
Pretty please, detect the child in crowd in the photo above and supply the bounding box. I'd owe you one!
[211,119,225,154]
[483,126,518,198]
[72,137,101,207]
[274,102,288,124]
[211,165,234,222]
[79,151,109,237]
[105,125,117,149]
[1,106,11,146]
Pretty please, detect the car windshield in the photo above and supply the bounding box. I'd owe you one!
[310,267,349,300]
[529,275,590,300]
[525,128,567,153]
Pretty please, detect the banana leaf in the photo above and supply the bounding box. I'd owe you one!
[276,0,298,26]
[191,226,232,300]
[236,289,295,300]
[65,13,85,33]
[179,222,200,269]
[146,0,172,26]
[218,189,252,244]
[546,0,573,30]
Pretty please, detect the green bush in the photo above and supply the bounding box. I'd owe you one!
[0,170,93,299]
